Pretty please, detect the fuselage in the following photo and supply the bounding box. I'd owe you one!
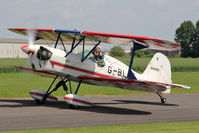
[22,45,143,82]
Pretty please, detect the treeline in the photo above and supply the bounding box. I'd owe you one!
[175,20,199,58]
[109,19,199,58]
[109,46,153,58]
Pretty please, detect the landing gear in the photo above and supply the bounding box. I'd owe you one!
[30,75,92,108]
[35,99,46,104]
[41,75,68,103]
[157,92,166,104]
[161,97,166,104]
[30,75,68,105]
[68,104,80,109]
[63,78,93,108]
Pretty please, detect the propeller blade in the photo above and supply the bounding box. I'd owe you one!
[27,29,36,46]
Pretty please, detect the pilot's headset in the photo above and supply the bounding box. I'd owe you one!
[93,47,101,55]
[94,47,104,60]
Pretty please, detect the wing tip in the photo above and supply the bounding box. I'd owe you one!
[182,85,191,89]
[8,28,54,31]
[172,83,191,89]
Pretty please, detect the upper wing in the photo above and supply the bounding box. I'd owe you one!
[82,31,179,51]
[8,28,83,42]
[8,28,180,51]
[78,76,190,93]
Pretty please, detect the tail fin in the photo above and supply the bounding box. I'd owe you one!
[142,53,171,93]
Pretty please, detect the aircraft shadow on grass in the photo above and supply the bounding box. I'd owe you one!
[0,99,154,115]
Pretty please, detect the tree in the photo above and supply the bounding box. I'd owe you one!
[109,46,125,57]
[130,47,152,58]
[175,21,195,57]
[191,20,199,57]
[135,50,145,57]
[143,49,153,57]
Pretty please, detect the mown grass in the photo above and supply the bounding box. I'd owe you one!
[0,58,27,67]
[0,71,196,98]
[115,56,199,72]
[0,73,142,98]
[1,121,199,133]
[0,58,28,73]
[0,57,197,97]
[1,57,199,73]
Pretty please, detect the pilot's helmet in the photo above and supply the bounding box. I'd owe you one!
[94,47,101,52]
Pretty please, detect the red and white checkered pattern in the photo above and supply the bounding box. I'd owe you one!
[8,28,180,51]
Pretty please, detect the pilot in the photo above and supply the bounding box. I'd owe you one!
[90,47,105,67]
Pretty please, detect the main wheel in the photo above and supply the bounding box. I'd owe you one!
[68,104,80,109]
[161,98,166,104]
[35,99,46,104]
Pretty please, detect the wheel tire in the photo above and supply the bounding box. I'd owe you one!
[35,99,46,104]
[161,98,166,104]
[69,104,80,109]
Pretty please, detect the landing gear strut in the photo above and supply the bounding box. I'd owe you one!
[32,75,68,105]
[157,92,166,104]
[40,75,68,103]
[31,75,92,109]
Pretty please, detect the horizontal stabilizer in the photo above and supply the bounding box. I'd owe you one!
[171,84,191,89]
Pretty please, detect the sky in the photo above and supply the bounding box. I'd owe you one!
[1,0,199,42]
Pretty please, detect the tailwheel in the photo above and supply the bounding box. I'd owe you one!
[161,98,166,104]
[157,92,166,104]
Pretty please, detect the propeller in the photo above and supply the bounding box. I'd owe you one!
[21,16,39,55]
[27,29,36,46]
[18,17,39,79]
[21,29,36,54]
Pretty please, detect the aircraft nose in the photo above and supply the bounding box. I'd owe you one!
[21,45,35,55]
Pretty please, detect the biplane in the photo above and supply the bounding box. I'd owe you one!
[8,28,190,108]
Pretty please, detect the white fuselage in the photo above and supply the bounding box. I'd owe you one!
[29,45,143,81]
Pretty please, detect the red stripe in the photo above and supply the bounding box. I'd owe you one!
[15,66,56,76]
[21,45,35,54]
[82,31,162,41]
[64,96,92,105]
[50,61,114,78]
[82,31,180,49]
[8,28,53,32]
[30,92,58,100]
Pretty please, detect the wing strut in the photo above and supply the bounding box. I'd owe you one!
[54,32,67,51]
[54,33,61,48]
[65,36,86,57]
[81,41,101,62]
[127,41,148,79]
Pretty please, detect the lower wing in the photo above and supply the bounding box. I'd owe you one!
[78,76,190,93]
[14,66,190,92]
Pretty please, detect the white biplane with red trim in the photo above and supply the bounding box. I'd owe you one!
[8,28,190,108]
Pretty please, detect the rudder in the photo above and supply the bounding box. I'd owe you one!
[142,53,171,93]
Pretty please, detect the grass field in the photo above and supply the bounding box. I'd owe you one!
[0,58,198,132]
[0,57,197,97]
[0,58,27,67]
[1,57,199,73]
[0,58,28,73]
[115,56,199,72]
[0,71,197,98]
[1,121,199,133]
